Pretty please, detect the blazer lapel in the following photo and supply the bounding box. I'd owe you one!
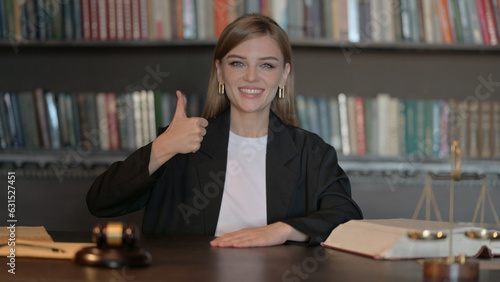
[195,109,230,235]
[266,112,299,224]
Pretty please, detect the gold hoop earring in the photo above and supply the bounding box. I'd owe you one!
[218,83,225,95]
[278,87,284,99]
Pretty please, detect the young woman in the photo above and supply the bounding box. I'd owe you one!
[87,14,362,248]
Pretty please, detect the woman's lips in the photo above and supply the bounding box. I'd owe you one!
[239,87,264,98]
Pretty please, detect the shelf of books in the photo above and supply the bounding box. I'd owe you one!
[1,0,499,46]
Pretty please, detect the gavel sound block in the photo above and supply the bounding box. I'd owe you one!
[74,222,152,268]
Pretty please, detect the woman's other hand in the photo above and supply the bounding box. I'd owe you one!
[210,222,308,248]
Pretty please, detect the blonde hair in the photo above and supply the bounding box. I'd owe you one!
[202,14,298,127]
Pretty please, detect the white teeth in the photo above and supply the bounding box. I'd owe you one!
[240,88,263,94]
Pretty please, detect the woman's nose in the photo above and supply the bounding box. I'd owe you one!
[244,67,258,82]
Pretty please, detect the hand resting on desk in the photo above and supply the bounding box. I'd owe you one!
[210,222,308,248]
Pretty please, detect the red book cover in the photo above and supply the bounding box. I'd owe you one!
[214,0,228,38]
[476,0,491,44]
[116,0,125,40]
[437,0,453,43]
[106,92,121,151]
[354,96,367,155]
[484,0,499,45]
[89,0,99,40]
[81,0,91,40]
[107,0,117,40]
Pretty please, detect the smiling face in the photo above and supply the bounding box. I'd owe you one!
[216,35,290,119]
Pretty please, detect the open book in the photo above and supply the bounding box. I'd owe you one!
[0,226,93,259]
[321,218,500,260]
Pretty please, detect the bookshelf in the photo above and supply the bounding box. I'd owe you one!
[1,0,500,232]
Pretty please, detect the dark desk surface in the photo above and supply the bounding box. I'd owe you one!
[2,231,500,281]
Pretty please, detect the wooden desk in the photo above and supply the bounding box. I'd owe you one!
[1,232,499,281]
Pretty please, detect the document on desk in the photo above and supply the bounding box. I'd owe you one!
[321,218,500,260]
[0,226,93,259]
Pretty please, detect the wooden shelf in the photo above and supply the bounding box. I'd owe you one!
[1,39,499,53]
[1,149,498,177]
[0,39,218,48]
[339,156,500,176]
[0,149,131,168]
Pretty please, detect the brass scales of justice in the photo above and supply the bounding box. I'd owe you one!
[407,141,500,280]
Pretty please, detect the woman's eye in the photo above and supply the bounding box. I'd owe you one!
[262,63,275,69]
[229,61,244,67]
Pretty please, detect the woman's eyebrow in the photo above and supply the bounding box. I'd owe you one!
[226,54,280,61]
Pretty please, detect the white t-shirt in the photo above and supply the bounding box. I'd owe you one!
[215,131,268,236]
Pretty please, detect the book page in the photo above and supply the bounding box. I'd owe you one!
[1,226,94,259]
[322,219,498,260]
[321,219,410,259]
[0,226,53,244]
[0,239,94,259]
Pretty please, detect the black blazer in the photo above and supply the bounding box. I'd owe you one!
[87,109,362,245]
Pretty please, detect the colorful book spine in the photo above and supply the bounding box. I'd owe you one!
[376,93,391,156]
[476,0,491,44]
[346,95,357,155]
[3,92,23,148]
[106,92,120,150]
[34,88,50,149]
[431,100,442,157]
[479,102,492,158]
[328,96,342,150]
[483,0,499,45]
[306,96,320,138]
[130,91,140,147]
[440,101,450,157]
[107,0,117,40]
[347,0,360,42]
[45,92,61,149]
[295,95,310,132]
[387,97,400,156]
[18,91,39,148]
[468,101,479,157]
[317,96,331,145]
[397,99,406,157]
[213,0,228,38]
[81,0,91,40]
[405,100,417,155]
[139,0,148,39]
[438,0,454,43]
[354,96,366,155]
[338,93,350,156]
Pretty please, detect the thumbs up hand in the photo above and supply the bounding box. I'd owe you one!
[168,90,209,153]
[149,90,208,174]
